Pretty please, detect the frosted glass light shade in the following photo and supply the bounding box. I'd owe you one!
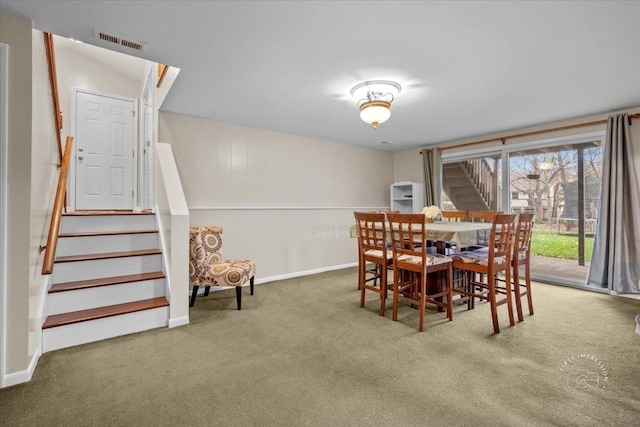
[359,101,391,129]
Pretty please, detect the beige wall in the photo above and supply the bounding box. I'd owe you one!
[29,30,59,361]
[394,107,640,192]
[159,112,394,279]
[0,11,33,375]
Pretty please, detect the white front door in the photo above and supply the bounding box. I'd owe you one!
[75,91,135,210]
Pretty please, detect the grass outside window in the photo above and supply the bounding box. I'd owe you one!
[531,230,594,261]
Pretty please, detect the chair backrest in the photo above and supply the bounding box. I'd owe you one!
[470,210,502,223]
[189,226,224,272]
[514,213,534,259]
[442,210,468,222]
[353,212,387,255]
[487,214,517,265]
[386,213,428,269]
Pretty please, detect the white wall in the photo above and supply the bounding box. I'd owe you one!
[0,10,32,378]
[29,29,59,363]
[54,35,152,158]
[158,112,394,280]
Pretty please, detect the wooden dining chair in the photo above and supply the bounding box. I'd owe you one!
[450,214,516,333]
[441,210,468,222]
[354,212,393,316]
[512,213,535,321]
[469,210,502,223]
[466,210,502,250]
[386,213,454,332]
[354,211,398,291]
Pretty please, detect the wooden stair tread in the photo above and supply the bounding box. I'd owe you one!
[59,229,158,238]
[50,271,166,293]
[55,249,161,263]
[43,297,169,329]
[63,210,154,216]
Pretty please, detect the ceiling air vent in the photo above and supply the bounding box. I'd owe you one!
[94,28,146,52]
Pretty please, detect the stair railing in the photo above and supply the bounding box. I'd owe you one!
[462,158,499,210]
[42,136,73,275]
[44,32,63,167]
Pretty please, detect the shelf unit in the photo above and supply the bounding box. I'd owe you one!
[390,182,424,213]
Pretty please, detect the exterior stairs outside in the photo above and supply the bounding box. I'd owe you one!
[42,211,169,353]
[442,162,493,212]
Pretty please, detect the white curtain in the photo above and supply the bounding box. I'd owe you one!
[422,148,442,207]
[587,113,640,293]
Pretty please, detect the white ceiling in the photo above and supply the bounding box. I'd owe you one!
[2,1,639,152]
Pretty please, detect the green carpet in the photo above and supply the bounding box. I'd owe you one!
[2,267,639,426]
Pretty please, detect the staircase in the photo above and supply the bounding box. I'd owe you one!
[42,211,169,353]
[442,159,500,212]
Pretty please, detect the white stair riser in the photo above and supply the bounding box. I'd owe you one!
[43,306,169,353]
[60,215,156,233]
[56,233,159,257]
[53,254,162,284]
[47,279,166,316]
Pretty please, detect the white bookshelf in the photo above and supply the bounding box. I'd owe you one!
[390,182,424,213]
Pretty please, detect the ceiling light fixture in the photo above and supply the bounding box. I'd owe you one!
[350,80,401,129]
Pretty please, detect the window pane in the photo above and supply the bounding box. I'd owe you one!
[509,141,602,286]
[442,155,502,212]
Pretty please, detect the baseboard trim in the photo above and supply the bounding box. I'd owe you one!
[2,349,41,388]
[190,263,358,294]
[168,315,189,328]
[255,262,357,285]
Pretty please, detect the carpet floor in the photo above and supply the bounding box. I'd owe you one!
[1,267,639,426]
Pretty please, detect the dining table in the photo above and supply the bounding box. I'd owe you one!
[350,220,493,254]
[352,218,494,312]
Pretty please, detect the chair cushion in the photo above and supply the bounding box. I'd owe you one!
[450,250,506,266]
[397,253,453,266]
[190,259,256,288]
[364,249,393,259]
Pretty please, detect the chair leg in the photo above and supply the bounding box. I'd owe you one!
[204,286,210,297]
[525,260,534,316]
[190,285,199,307]
[513,262,525,322]
[360,260,367,308]
[236,286,242,310]
[379,263,387,316]
[488,278,500,334]
[392,270,400,321]
[447,264,453,321]
[250,276,255,295]
[504,266,515,327]
[419,276,426,332]
[466,272,474,310]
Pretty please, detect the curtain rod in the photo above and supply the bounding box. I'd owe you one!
[419,112,640,154]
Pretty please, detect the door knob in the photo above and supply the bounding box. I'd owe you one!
[78,148,83,152]
[78,156,84,160]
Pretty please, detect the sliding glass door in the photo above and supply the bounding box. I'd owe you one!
[509,142,602,286]
[441,133,604,288]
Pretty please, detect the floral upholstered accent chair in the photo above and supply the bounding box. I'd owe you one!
[189,226,256,310]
